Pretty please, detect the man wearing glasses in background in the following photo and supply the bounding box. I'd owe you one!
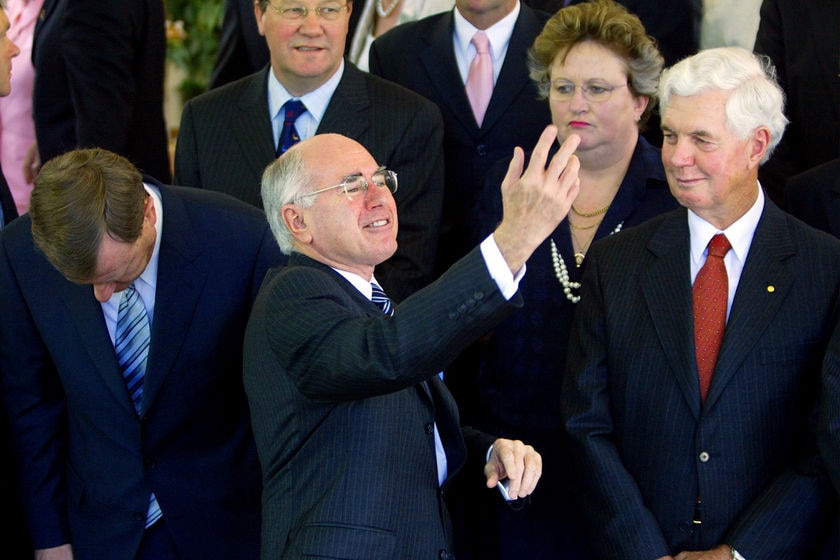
[174,0,444,303]
[244,127,581,559]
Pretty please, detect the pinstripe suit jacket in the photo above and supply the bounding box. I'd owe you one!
[174,62,445,302]
[243,249,517,560]
[562,200,840,558]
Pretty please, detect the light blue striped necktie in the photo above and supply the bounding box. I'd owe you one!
[115,284,162,527]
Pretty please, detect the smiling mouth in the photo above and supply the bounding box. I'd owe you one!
[366,219,390,229]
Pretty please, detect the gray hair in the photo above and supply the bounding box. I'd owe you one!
[659,47,788,164]
[261,149,314,255]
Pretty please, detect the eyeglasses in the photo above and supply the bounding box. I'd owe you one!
[548,80,629,103]
[296,167,398,202]
[266,3,349,21]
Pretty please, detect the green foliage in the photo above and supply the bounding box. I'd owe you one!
[165,0,224,101]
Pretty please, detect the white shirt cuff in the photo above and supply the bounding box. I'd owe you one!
[480,234,525,300]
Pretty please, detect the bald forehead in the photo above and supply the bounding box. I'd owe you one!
[296,134,379,178]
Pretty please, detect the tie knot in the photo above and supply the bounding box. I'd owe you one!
[283,99,307,123]
[370,282,393,316]
[707,234,731,258]
[471,31,490,55]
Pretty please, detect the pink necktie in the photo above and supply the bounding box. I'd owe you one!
[465,31,493,127]
[693,233,731,403]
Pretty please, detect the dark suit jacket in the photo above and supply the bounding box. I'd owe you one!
[0,165,28,559]
[785,157,840,239]
[753,0,840,210]
[244,249,519,559]
[0,181,285,560]
[208,0,269,90]
[562,200,840,557]
[369,4,552,272]
[0,164,18,227]
[32,0,171,182]
[174,62,444,302]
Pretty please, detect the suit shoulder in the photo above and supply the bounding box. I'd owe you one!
[374,12,447,48]
[164,184,267,225]
[361,71,441,115]
[182,71,262,111]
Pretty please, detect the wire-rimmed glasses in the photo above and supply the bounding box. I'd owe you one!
[548,80,629,102]
[295,167,398,202]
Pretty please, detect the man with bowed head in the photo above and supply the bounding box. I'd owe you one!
[562,47,840,559]
[243,126,580,559]
[0,148,284,560]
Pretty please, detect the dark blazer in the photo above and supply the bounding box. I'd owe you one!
[753,0,840,209]
[0,164,18,227]
[174,62,444,302]
[820,319,840,515]
[562,201,840,557]
[244,249,518,560]
[31,0,171,182]
[0,181,285,560]
[785,157,840,239]
[208,0,269,90]
[369,4,552,271]
[0,165,27,559]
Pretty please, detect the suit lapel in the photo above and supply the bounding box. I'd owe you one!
[704,203,796,409]
[829,171,840,238]
[419,14,479,136]
[232,68,276,203]
[317,63,372,141]
[61,284,138,416]
[32,0,60,53]
[640,211,702,418]
[141,185,207,412]
[480,6,543,132]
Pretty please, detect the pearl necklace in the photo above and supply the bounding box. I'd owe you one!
[551,221,624,304]
[376,0,402,18]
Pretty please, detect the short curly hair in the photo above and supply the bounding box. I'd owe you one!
[528,0,664,126]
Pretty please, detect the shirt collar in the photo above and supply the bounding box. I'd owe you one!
[688,185,764,267]
[268,59,345,123]
[135,182,162,293]
[453,1,520,62]
[332,267,382,301]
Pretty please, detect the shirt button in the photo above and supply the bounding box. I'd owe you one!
[699,451,710,462]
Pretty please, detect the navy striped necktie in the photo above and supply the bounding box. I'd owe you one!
[370,282,393,316]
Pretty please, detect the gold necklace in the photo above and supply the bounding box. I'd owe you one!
[571,203,610,218]
[568,220,600,231]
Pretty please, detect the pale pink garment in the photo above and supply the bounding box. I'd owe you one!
[0,0,43,214]
[465,31,493,127]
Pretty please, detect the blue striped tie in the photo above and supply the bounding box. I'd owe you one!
[370,282,393,316]
[115,284,162,527]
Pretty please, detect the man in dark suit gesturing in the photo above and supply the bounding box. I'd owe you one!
[0,149,284,560]
[175,0,444,302]
[244,127,581,559]
[562,47,840,558]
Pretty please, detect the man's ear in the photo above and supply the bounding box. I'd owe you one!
[282,204,312,244]
[749,126,771,168]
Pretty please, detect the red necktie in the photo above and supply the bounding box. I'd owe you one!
[693,234,731,402]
